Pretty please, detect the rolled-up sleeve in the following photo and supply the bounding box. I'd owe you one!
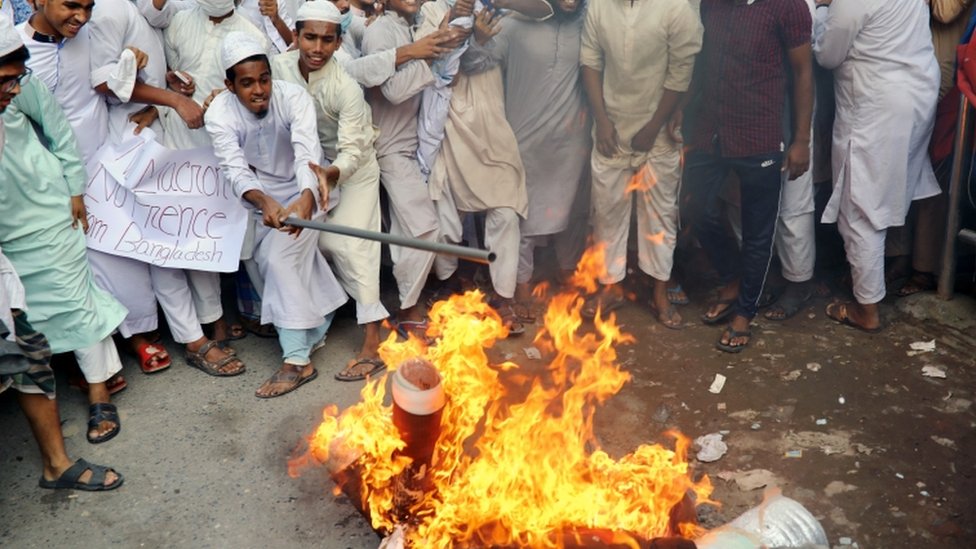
[580,3,604,71]
[204,95,263,199]
[664,2,703,92]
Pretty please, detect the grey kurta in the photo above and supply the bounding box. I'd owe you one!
[466,13,590,236]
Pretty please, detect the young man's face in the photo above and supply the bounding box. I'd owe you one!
[227,60,272,118]
[0,62,28,113]
[554,0,580,15]
[387,0,419,19]
[36,0,95,39]
[329,0,350,13]
[298,21,342,74]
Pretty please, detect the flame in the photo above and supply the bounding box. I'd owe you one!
[291,245,713,547]
[624,164,658,195]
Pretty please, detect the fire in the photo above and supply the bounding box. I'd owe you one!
[290,245,713,547]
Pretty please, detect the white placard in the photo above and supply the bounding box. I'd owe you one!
[83,129,246,272]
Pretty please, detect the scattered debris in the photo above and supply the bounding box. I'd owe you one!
[931,436,957,450]
[838,395,846,405]
[806,362,822,372]
[815,418,828,425]
[695,433,728,463]
[708,374,727,394]
[522,347,541,360]
[824,481,858,497]
[651,404,671,423]
[839,537,853,546]
[717,468,779,491]
[895,473,905,480]
[716,402,726,411]
[907,339,936,357]
[781,369,802,381]
[751,422,761,430]
[921,365,947,379]
[784,450,803,459]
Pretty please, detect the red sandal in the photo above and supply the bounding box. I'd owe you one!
[136,342,171,374]
[68,373,127,395]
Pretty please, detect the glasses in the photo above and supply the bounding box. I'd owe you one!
[0,68,32,93]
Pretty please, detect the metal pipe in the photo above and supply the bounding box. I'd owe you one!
[263,214,496,264]
[960,228,976,246]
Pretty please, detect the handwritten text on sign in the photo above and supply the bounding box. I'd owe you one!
[83,129,246,272]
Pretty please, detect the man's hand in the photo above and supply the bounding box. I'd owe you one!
[309,162,339,210]
[280,190,316,236]
[258,0,279,18]
[666,110,683,144]
[259,196,288,230]
[202,88,225,111]
[70,195,89,232]
[403,29,453,62]
[594,117,620,158]
[473,8,504,46]
[631,121,663,153]
[438,12,472,50]
[126,46,149,70]
[128,106,159,134]
[783,140,811,181]
[452,0,475,18]
[174,95,205,129]
[166,70,196,97]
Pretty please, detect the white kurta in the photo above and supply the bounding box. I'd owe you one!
[238,0,294,53]
[163,8,271,149]
[815,0,941,231]
[272,51,388,324]
[16,23,108,163]
[205,81,348,329]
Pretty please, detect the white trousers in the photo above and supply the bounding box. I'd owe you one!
[436,203,520,299]
[87,250,158,338]
[838,201,887,305]
[378,154,440,310]
[75,335,124,384]
[317,155,389,324]
[186,270,222,324]
[150,267,206,344]
[590,147,680,285]
[517,230,585,285]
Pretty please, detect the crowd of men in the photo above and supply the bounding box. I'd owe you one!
[0,0,969,491]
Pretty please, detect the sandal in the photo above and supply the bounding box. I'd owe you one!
[255,366,318,398]
[512,301,537,324]
[650,304,684,330]
[715,326,752,354]
[241,316,277,338]
[135,342,171,374]
[69,373,127,395]
[390,318,430,340]
[825,302,882,333]
[335,357,387,382]
[666,284,690,306]
[87,403,121,444]
[492,302,526,336]
[227,322,247,340]
[701,297,735,325]
[763,285,812,321]
[185,340,246,377]
[39,458,124,491]
[895,272,936,297]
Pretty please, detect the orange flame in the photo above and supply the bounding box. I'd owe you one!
[291,246,713,546]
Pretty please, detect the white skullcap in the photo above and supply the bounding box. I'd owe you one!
[296,1,343,24]
[0,13,24,58]
[197,0,236,18]
[220,32,267,72]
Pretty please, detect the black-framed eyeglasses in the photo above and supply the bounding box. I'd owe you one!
[0,68,32,93]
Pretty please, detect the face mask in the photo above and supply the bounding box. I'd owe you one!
[197,0,236,18]
[340,11,353,34]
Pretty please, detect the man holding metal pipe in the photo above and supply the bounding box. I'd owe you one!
[205,31,349,398]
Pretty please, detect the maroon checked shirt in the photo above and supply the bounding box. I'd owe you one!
[688,0,812,158]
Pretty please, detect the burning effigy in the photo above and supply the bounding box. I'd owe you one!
[288,246,827,548]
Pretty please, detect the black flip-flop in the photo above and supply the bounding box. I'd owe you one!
[335,358,387,382]
[87,403,121,444]
[39,458,124,491]
[650,304,684,330]
[701,298,735,325]
[715,326,752,354]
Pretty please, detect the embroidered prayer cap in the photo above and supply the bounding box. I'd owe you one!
[296,1,344,24]
[220,32,267,72]
[0,13,24,58]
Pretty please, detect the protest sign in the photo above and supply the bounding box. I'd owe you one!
[83,129,247,272]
